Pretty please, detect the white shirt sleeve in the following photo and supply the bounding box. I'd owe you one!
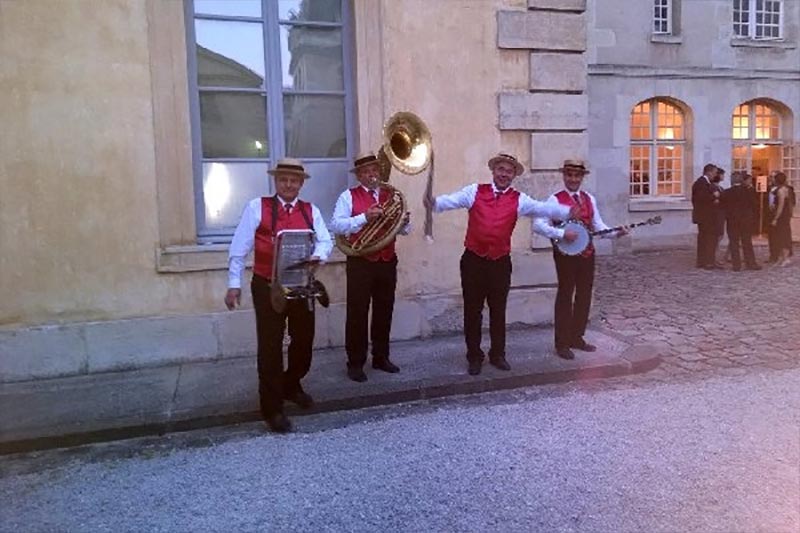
[311,204,333,261]
[532,193,566,241]
[518,193,571,219]
[433,183,478,212]
[330,189,368,236]
[228,198,261,289]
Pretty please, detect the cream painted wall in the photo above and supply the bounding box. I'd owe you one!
[0,0,534,328]
[377,0,531,297]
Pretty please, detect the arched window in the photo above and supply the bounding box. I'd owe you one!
[732,100,782,176]
[629,99,686,197]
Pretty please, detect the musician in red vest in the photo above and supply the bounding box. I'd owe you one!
[533,159,627,360]
[331,151,411,383]
[427,153,575,376]
[224,158,332,433]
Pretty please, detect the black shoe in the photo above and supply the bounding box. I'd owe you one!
[265,413,292,433]
[372,357,400,373]
[468,359,482,375]
[284,389,314,410]
[746,264,762,271]
[571,339,597,352]
[489,357,511,371]
[556,347,575,360]
[347,367,368,383]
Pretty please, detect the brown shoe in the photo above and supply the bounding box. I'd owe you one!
[556,347,576,360]
[571,339,597,352]
[265,413,292,433]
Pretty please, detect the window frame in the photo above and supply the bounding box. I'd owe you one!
[731,100,783,176]
[629,99,687,199]
[733,0,783,41]
[653,0,672,35]
[184,0,356,243]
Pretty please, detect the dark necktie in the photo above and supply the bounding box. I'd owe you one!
[572,193,581,206]
[284,204,292,216]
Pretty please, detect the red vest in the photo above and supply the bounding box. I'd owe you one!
[464,184,520,259]
[555,189,595,257]
[349,186,396,262]
[253,197,313,279]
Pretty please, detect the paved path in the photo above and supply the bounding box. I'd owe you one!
[594,249,799,379]
[2,366,798,532]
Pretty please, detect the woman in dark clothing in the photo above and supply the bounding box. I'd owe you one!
[771,172,794,267]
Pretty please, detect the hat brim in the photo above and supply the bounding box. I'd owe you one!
[268,168,310,179]
[559,166,590,175]
[488,157,524,176]
[349,160,381,174]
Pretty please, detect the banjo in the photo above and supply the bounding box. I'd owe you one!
[554,216,662,256]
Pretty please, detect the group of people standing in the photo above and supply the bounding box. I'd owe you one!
[692,163,795,271]
[224,152,624,432]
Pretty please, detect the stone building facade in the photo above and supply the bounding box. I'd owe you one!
[586,0,800,250]
[0,0,587,388]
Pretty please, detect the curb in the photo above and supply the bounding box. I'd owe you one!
[0,344,661,455]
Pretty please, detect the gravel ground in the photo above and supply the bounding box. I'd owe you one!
[1,368,799,533]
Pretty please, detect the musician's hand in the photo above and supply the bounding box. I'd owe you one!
[617,225,630,237]
[308,255,321,273]
[563,229,579,243]
[365,204,383,222]
[567,205,581,219]
[224,288,241,311]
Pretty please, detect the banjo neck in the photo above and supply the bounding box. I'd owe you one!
[588,216,662,236]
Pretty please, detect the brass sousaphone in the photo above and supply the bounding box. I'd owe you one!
[335,111,433,256]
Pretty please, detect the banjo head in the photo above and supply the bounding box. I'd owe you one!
[555,220,591,256]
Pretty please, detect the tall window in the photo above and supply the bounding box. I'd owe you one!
[731,100,782,175]
[629,99,686,197]
[733,0,782,40]
[187,0,354,241]
[653,0,672,34]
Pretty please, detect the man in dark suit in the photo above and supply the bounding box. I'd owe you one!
[722,172,761,272]
[692,163,721,269]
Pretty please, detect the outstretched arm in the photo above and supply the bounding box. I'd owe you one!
[431,184,478,213]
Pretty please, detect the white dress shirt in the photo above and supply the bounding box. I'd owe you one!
[330,185,411,236]
[533,189,611,240]
[227,196,333,289]
[433,183,569,220]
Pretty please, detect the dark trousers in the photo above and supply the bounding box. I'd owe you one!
[696,222,717,267]
[345,256,397,368]
[460,249,512,362]
[553,251,595,349]
[727,221,756,269]
[251,275,314,418]
[768,224,778,262]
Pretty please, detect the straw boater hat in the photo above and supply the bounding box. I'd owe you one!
[267,157,310,179]
[350,151,381,173]
[559,159,590,174]
[487,153,524,176]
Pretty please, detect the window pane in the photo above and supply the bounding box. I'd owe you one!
[284,94,346,157]
[280,26,343,91]
[201,162,270,230]
[630,102,651,140]
[200,92,268,158]
[194,0,262,17]
[630,145,651,196]
[279,0,342,22]
[195,20,265,88]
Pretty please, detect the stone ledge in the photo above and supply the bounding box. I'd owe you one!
[0,288,558,383]
[651,34,683,45]
[629,198,692,212]
[528,0,586,11]
[730,38,796,50]
[0,327,661,452]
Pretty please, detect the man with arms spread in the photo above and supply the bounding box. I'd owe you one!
[533,159,627,361]
[225,158,332,433]
[427,153,575,375]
